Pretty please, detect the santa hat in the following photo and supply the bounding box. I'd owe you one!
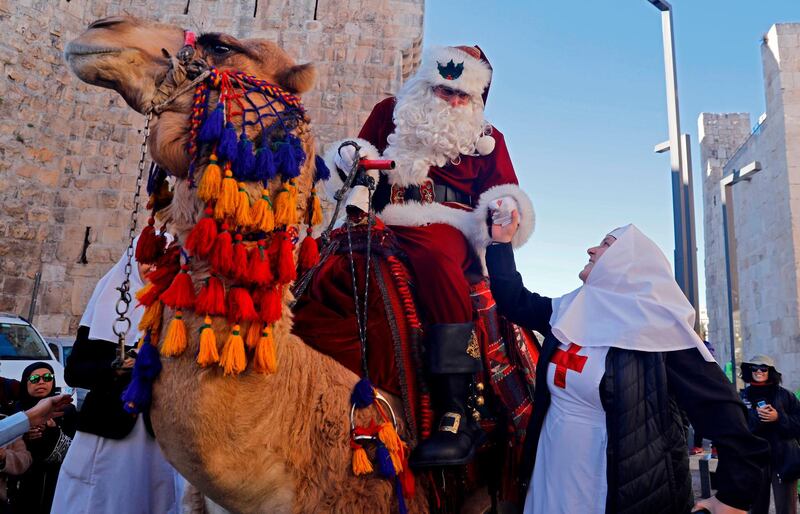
[416,45,492,100]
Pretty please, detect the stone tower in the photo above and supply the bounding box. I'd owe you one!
[0,0,424,336]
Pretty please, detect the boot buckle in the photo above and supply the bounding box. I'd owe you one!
[439,412,461,434]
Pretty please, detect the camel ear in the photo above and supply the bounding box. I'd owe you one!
[278,63,316,95]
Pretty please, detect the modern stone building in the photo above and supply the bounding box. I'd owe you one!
[699,23,800,389]
[0,0,423,336]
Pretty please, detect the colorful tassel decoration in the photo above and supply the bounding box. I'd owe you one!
[214,164,239,220]
[314,154,331,182]
[389,448,404,475]
[136,283,155,306]
[184,208,218,259]
[161,310,188,357]
[351,378,376,409]
[159,265,196,310]
[378,422,402,453]
[136,217,166,264]
[198,104,224,143]
[273,181,297,226]
[298,229,320,273]
[195,276,226,316]
[219,324,247,376]
[234,184,252,228]
[217,121,239,164]
[232,234,249,281]
[196,316,220,367]
[309,187,323,226]
[198,155,222,203]
[245,320,262,349]
[258,285,282,324]
[252,325,277,374]
[235,134,256,180]
[351,443,373,476]
[227,287,259,323]
[247,241,273,286]
[399,467,415,499]
[276,232,297,285]
[138,300,164,335]
[122,334,163,414]
[375,444,396,478]
[255,144,277,182]
[209,225,234,276]
[250,190,275,233]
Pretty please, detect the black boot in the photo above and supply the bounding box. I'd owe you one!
[410,323,485,468]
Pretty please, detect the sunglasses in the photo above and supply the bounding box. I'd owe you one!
[751,365,770,373]
[432,85,470,100]
[28,373,54,384]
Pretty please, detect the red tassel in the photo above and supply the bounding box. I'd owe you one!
[195,275,226,316]
[159,265,196,310]
[247,241,273,286]
[399,468,415,498]
[276,232,297,284]
[209,224,233,276]
[298,228,320,273]
[232,234,249,282]
[185,207,218,259]
[227,287,259,323]
[135,217,166,264]
[258,285,283,324]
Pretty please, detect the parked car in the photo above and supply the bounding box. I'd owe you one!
[0,313,75,407]
[47,336,87,410]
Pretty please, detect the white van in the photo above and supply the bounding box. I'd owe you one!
[0,313,75,405]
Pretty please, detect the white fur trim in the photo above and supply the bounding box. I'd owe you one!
[475,135,495,156]
[418,46,491,99]
[468,184,535,250]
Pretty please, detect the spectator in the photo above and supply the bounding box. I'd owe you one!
[14,363,76,513]
[741,355,800,514]
[0,436,31,513]
[0,369,20,417]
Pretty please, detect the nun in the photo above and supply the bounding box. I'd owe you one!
[486,214,769,514]
[51,237,183,514]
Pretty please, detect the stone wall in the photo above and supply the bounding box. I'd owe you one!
[0,0,423,337]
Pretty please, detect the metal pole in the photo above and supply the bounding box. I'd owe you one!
[721,181,738,382]
[680,133,700,328]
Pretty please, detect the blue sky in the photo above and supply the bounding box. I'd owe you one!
[424,1,800,304]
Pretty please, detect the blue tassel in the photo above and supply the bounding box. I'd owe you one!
[121,336,163,414]
[198,104,224,144]
[394,477,408,514]
[314,155,330,182]
[276,141,300,179]
[235,134,256,181]
[218,122,238,164]
[351,378,375,408]
[255,146,277,182]
[375,443,396,478]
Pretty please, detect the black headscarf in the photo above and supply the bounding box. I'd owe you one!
[18,361,56,410]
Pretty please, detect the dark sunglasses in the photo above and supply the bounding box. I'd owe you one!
[751,365,769,373]
[28,373,54,384]
[433,85,470,100]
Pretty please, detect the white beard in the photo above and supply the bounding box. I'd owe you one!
[384,77,489,186]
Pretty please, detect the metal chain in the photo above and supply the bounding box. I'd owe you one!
[112,112,152,364]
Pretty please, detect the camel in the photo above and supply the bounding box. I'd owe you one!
[64,16,434,514]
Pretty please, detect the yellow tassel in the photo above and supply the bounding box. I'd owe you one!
[196,316,220,367]
[310,187,323,226]
[273,180,297,226]
[214,165,238,220]
[253,325,277,374]
[351,445,373,476]
[136,336,145,350]
[135,283,153,303]
[161,310,187,357]
[250,190,275,232]
[138,300,163,334]
[198,154,222,203]
[378,422,402,453]
[219,324,247,376]
[234,183,252,228]
[389,448,404,474]
[245,320,261,350]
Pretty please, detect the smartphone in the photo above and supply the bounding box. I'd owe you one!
[757,400,767,409]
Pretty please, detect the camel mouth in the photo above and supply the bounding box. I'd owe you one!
[64,42,122,59]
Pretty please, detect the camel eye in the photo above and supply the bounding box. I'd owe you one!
[211,44,232,56]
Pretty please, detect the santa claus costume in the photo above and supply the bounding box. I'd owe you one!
[323,45,534,467]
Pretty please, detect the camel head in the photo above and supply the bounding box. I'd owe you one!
[65,15,316,176]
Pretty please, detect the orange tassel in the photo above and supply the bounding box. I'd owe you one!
[378,422,402,453]
[219,324,247,376]
[161,310,187,357]
[252,325,277,374]
[198,154,222,203]
[135,283,154,305]
[138,300,163,334]
[196,316,220,367]
[214,164,238,220]
[351,444,373,476]
[310,187,323,226]
[250,190,275,233]
[234,183,252,228]
[273,181,297,226]
[245,320,262,349]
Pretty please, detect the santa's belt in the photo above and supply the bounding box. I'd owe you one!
[390,181,472,207]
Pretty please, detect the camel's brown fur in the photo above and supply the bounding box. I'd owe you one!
[66,16,429,514]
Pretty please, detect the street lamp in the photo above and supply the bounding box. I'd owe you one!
[645,0,700,325]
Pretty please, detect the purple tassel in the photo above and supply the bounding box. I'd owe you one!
[255,146,277,182]
[235,134,256,180]
[277,140,300,179]
[217,122,238,164]
[314,155,330,182]
[351,378,375,408]
[375,443,396,478]
[121,336,163,414]
[198,104,224,144]
[394,477,408,514]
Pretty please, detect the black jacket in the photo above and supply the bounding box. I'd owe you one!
[486,242,770,512]
[65,326,152,439]
[741,383,800,471]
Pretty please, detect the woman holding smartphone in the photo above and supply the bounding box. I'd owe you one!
[740,355,800,514]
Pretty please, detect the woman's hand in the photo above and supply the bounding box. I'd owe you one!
[692,495,746,514]
[25,426,45,440]
[491,210,520,244]
[757,405,778,422]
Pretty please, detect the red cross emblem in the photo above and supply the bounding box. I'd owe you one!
[551,343,587,388]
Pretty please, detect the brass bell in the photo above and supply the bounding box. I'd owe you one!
[476,382,485,392]
[476,396,485,406]
[471,410,481,421]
